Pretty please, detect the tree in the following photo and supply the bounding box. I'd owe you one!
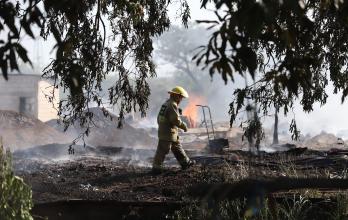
[195,0,347,142]
[0,0,189,133]
[273,107,279,145]
[150,24,239,122]
[155,24,209,90]
[0,142,33,220]
[3,0,348,143]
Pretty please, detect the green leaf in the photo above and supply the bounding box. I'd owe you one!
[9,48,18,71]
[20,20,35,39]
[238,46,257,78]
[341,87,348,103]
[201,0,209,8]
[1,59,8,80]
[247,4,264,37]
[14,43,31,65]
[196,20,219,24]
[2,8,19,38]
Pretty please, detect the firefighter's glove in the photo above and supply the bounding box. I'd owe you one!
[178,108,183,115]
[181,122,188,132]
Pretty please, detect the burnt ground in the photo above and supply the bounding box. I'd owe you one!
[14,152,227,203]
[11,145,348,219]
[13,145,348,203]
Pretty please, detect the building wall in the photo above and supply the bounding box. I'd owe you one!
[0,75,39,117]
[0,74,59,121]
[37,80,59,122]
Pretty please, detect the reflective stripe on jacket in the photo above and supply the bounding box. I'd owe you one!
[157,98,186,142]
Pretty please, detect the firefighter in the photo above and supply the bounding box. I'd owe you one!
[152,86,196,173]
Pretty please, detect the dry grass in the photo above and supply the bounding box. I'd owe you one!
[172,152,348,220]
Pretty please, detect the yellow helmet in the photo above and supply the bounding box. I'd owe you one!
[168,86,189,98]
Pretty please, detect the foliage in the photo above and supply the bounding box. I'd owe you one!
[330,194,348,220]
[155,24,209,90]
[0,0,40,80]
[150,24,236,121]
[196,0,348,142]
[278,195,310,220]
[3,0,348,143]
[170,195,348,220]
[0,0,190,133]
[0,142,33,220]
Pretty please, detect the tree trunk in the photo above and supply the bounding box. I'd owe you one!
[272,108,279,145]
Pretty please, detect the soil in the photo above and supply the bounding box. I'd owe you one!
[14,146,218,204]
[13,146,348,204]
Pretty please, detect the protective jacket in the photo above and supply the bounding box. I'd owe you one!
[157,98,187,142]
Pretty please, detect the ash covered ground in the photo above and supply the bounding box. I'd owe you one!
[14,146,202,203]
[4,107,348,205]
[13,144,348,205]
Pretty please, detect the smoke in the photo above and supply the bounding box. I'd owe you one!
[145,74,244,129]
[11,142,184,171]
[111,148,154,168]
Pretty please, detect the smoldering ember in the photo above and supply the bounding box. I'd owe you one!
[4,1,348,220]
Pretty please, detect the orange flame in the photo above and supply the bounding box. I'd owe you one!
[183,95,206,128]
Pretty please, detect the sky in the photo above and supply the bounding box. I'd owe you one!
[19,0,216,71]
[10,1,348,138]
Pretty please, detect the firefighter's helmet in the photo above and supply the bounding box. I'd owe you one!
[168,86,189,98]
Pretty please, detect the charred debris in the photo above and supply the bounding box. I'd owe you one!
[3,107,348,219]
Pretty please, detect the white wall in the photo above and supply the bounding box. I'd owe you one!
[0,74,59,121]
[37,80,59,122]
[0,74,39,117]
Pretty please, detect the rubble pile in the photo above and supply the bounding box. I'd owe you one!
[46,107,156,148]
[180,122,244,151]
[181,121,348,152]
[0,110,70,150]
[300,132,347,150]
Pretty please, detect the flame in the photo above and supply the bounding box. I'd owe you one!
[183,95,206,128]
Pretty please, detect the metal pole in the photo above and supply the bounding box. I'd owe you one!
[202,107,210,140]
[197,105,210,140]
[206,106,215,139]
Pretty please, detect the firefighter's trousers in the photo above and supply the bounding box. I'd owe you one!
[152,139,189,169]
